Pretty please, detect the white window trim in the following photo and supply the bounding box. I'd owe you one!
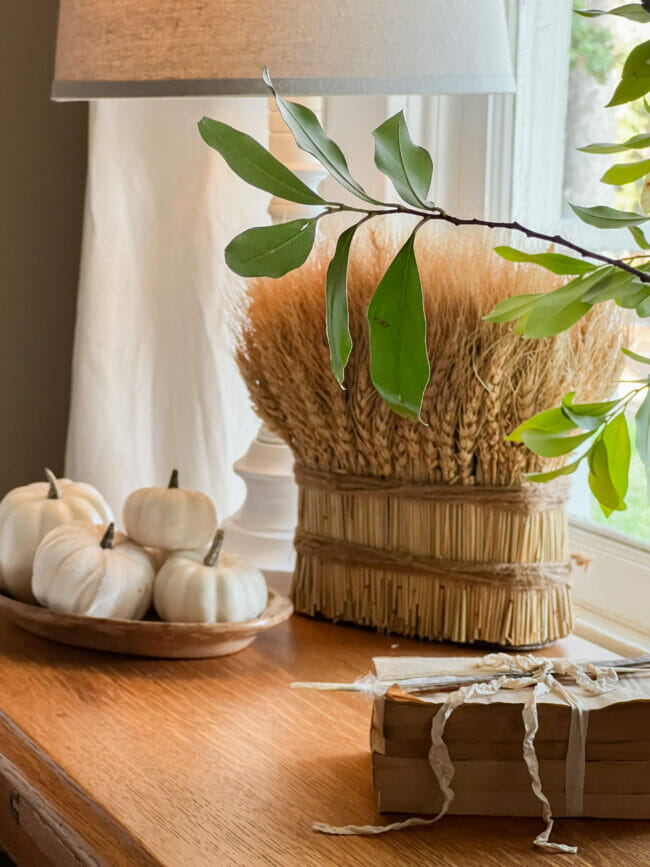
[508,0,649,645]
[569,518,650,651]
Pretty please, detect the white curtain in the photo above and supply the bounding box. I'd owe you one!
[65,98,267,521]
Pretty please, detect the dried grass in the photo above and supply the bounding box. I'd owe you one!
[236,221,625,647]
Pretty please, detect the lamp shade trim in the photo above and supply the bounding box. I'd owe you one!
[52,74,516,102]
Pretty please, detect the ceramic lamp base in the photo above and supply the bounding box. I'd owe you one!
[221,425,297,594]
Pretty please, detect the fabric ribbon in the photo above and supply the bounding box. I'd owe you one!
[312,653,619,854]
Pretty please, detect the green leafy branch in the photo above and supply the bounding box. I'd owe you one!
[198,46,650,422]
[197,3,650,515]
[508,369,650,516]
[486,5,650,516]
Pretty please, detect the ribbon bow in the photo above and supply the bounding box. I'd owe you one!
[312,652,621,854]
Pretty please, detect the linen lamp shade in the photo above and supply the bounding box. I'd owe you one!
[52,0,515,100]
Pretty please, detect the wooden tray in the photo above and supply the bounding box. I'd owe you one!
[0,591,293,659]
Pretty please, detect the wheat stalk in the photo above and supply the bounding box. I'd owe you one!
[236,222,625,647]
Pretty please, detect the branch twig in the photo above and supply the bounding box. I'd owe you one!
[326,202,650,284]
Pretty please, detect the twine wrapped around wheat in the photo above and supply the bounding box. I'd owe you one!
[237,222,625,648]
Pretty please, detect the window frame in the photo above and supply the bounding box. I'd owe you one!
[511,0,649,641]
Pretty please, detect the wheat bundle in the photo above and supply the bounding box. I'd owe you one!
[237,222,625,647]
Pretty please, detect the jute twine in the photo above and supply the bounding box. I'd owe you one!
[294,464,571,514]
[294,465,575,591]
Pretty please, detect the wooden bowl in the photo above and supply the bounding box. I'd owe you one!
[0,591,293,659]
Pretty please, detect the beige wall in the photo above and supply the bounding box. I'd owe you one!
[0,1,87,493]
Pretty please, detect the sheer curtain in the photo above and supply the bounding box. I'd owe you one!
[65,98,267,520]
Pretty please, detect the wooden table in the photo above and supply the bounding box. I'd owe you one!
[0,611,647,866]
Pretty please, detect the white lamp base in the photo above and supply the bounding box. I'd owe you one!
[221,425,297,595]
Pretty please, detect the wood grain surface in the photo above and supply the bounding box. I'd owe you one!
[0,610,647,866]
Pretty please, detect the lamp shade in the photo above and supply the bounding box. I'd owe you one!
[52,0,515,100]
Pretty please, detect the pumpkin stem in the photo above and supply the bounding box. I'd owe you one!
[44,468,61,500]
[204,529,225,567]
[168,469,179,489]
[100,523,115,549]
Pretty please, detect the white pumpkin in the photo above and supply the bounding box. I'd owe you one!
[145,547,170,572]
[123,469,216,550]
[153,529,267,623]
[0,469,113,603]
[33,522,154,619]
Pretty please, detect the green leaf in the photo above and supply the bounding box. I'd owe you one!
[622,346,650,364]
[524,457,584,483]
[635,390,650,496]
[629,225,650,248]
[325,223,357,386]
[611,4,650,21]
[588,414,630,516]
[605,413,631,501]
[367,232,430,420]
[225,219,316,278]
[601,157,650,186]
[607,41,650,106]
[482,293,545,324]
[493,246,596,275]
[617,286,650,308]
[372,111,433,208]
[578,132,650,154]
[636,390,650,463]
[520,428,595,458]
[588,416,630,516]
[622,39,650,79]
[508,407,578,442]
[197,117,325,206]
[636,294,650,316]
[513,312,532,335]
[521,280,592,339]
[570,203,649,228]
[263,68,380,205]
[576,5,650,22]
[580,268,641,303]
[561,393,621,417]
[587,441,614,516]
[561,393,620,431]
[615,283,650,305]
[607,76,650,106]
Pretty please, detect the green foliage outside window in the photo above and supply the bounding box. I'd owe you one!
[571,0,616,83]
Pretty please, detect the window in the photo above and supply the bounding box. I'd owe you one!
[564,1,650,547]
[513,0,649,642]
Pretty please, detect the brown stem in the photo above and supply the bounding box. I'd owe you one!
[44,468,61,499]
[100,523,115,549]
[350,204,650,284]
[203,529,225,567]
[429,213,650,282]
[168,469,179,489]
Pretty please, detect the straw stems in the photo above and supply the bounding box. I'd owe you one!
[236,223,625,647]
[292,554,572,648]
[293,485,571,648]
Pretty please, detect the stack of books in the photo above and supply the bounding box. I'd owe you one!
[370,656,650,819]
